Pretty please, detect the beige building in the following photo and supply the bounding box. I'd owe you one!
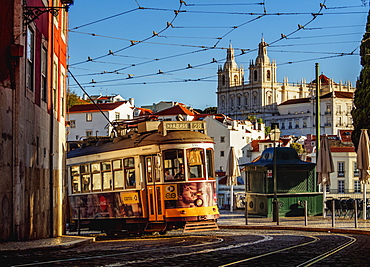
[217,39,355,136]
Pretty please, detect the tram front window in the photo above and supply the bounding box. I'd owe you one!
[186,148,204,179]
[164,149,184,181]
[124,157,136,188]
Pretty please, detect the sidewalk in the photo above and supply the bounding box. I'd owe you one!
[1,211,370,251]
[218,210,370,235]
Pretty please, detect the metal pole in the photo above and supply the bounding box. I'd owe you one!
[304,200,308,226]
[245,194,248,225]
[332,199,335,228]
[272,135,278,223]
[354,199,358,228]
[363,183,367,220]
[77,208,81,236]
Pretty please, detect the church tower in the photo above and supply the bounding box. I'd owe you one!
[249,37,277,85]
[217,44,244,90]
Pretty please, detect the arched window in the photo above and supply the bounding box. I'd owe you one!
[237,96,241,106]
[222,75,226,86]
[234,75,238,85]
[254,70,258,81]
[267,70,271,81]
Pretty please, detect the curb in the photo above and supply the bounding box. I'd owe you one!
[219,225,370,235]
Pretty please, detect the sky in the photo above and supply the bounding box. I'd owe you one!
[67,0,369,110]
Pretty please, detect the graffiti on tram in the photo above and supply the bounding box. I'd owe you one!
[70,192,143,219]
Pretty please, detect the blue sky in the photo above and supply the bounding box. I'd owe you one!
[68,0,368,110]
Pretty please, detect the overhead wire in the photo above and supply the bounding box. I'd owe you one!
[68,0,365,90]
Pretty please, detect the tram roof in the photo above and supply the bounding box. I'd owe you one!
[67,130,213,159]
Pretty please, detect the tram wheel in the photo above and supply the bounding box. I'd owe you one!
[159,230,167,235]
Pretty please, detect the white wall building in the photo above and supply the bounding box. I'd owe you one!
[67,101,134,141]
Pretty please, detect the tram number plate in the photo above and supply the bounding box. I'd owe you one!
[164,185,178,200]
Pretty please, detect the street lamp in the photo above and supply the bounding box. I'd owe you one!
[269,126,281,224]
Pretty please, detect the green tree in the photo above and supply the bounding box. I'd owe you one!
[203,106,217,114]
[352,11,370,150]
[67,90,85,109]
[290,143,305,155]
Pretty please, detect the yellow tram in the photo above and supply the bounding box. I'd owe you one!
[67,120,219,235]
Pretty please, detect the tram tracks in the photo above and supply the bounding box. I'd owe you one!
[7,231,359,267]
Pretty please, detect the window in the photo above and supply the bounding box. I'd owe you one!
[52,62,58,110]
[303,120,307,128]
[124,158,136,188]
[71,165,80,193]
[102,161,112,190]
[26,27,34,91]
[338,162,345,177]
[86,113,92,121]
[164,149,184,181]
[91,163,101,191]
[234,75,238,85]
[206,149,215,179]
[220,136,225,143]
[237,96,241,106]
[41,47,47,101]
[70,120,76,128]
[326,184,330,193]
[354,162,359,177]
[80,164,91,192]
[186,148,205,179]
[220,151,225,157]
[145,156,153,183]
[288,121,292,129]
[113,159,124,189]
[338,180,344,194]
[267,70,271,81]
[61,73,65,117]
[281,122,285,129]
[254,70,258,81]
[222,75,225,86]
[115,112,120,120]
[295,120,299,128]
[86,130,93,137]
[354,180,361,193]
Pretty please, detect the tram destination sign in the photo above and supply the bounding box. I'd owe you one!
[160,121,206,135]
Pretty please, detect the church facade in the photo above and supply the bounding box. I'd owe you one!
[216,39,355,136]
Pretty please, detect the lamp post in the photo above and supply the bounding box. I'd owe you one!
[269,126,281,224]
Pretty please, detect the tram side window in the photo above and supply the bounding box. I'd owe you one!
[71,165,80,193]
[164,149,184,181]
[186,148,205,179]
[206,149,215,180]
[80,164,91,192]
[113,159,124,189]
[124,158,136,188]
[91,162,102,191]
[102,161,112,190]
[145,156,153,183]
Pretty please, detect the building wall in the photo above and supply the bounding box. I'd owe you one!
[0,0,67,241]
[67,104,134,141]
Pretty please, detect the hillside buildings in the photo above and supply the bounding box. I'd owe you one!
[0,0,72,240]
[217,40,355,136]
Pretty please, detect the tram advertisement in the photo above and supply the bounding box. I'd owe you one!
[164,182,216,209]
[70,192,143,219]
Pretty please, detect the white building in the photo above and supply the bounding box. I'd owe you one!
[217,40,355,136]
[67,101,134,141]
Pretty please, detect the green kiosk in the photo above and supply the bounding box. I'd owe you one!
[242,147,322,217]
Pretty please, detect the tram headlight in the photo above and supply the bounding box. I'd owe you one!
[194,198,203,207]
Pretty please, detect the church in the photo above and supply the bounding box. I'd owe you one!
[216,39,355,136]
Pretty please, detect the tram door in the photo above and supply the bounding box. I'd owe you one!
[145,155,164,221]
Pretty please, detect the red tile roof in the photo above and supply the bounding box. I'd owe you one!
[321,91,353,99]
[330,146,355,153]
[68,102,126,113]
[135,107,153,115]
[279,97,310,106]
